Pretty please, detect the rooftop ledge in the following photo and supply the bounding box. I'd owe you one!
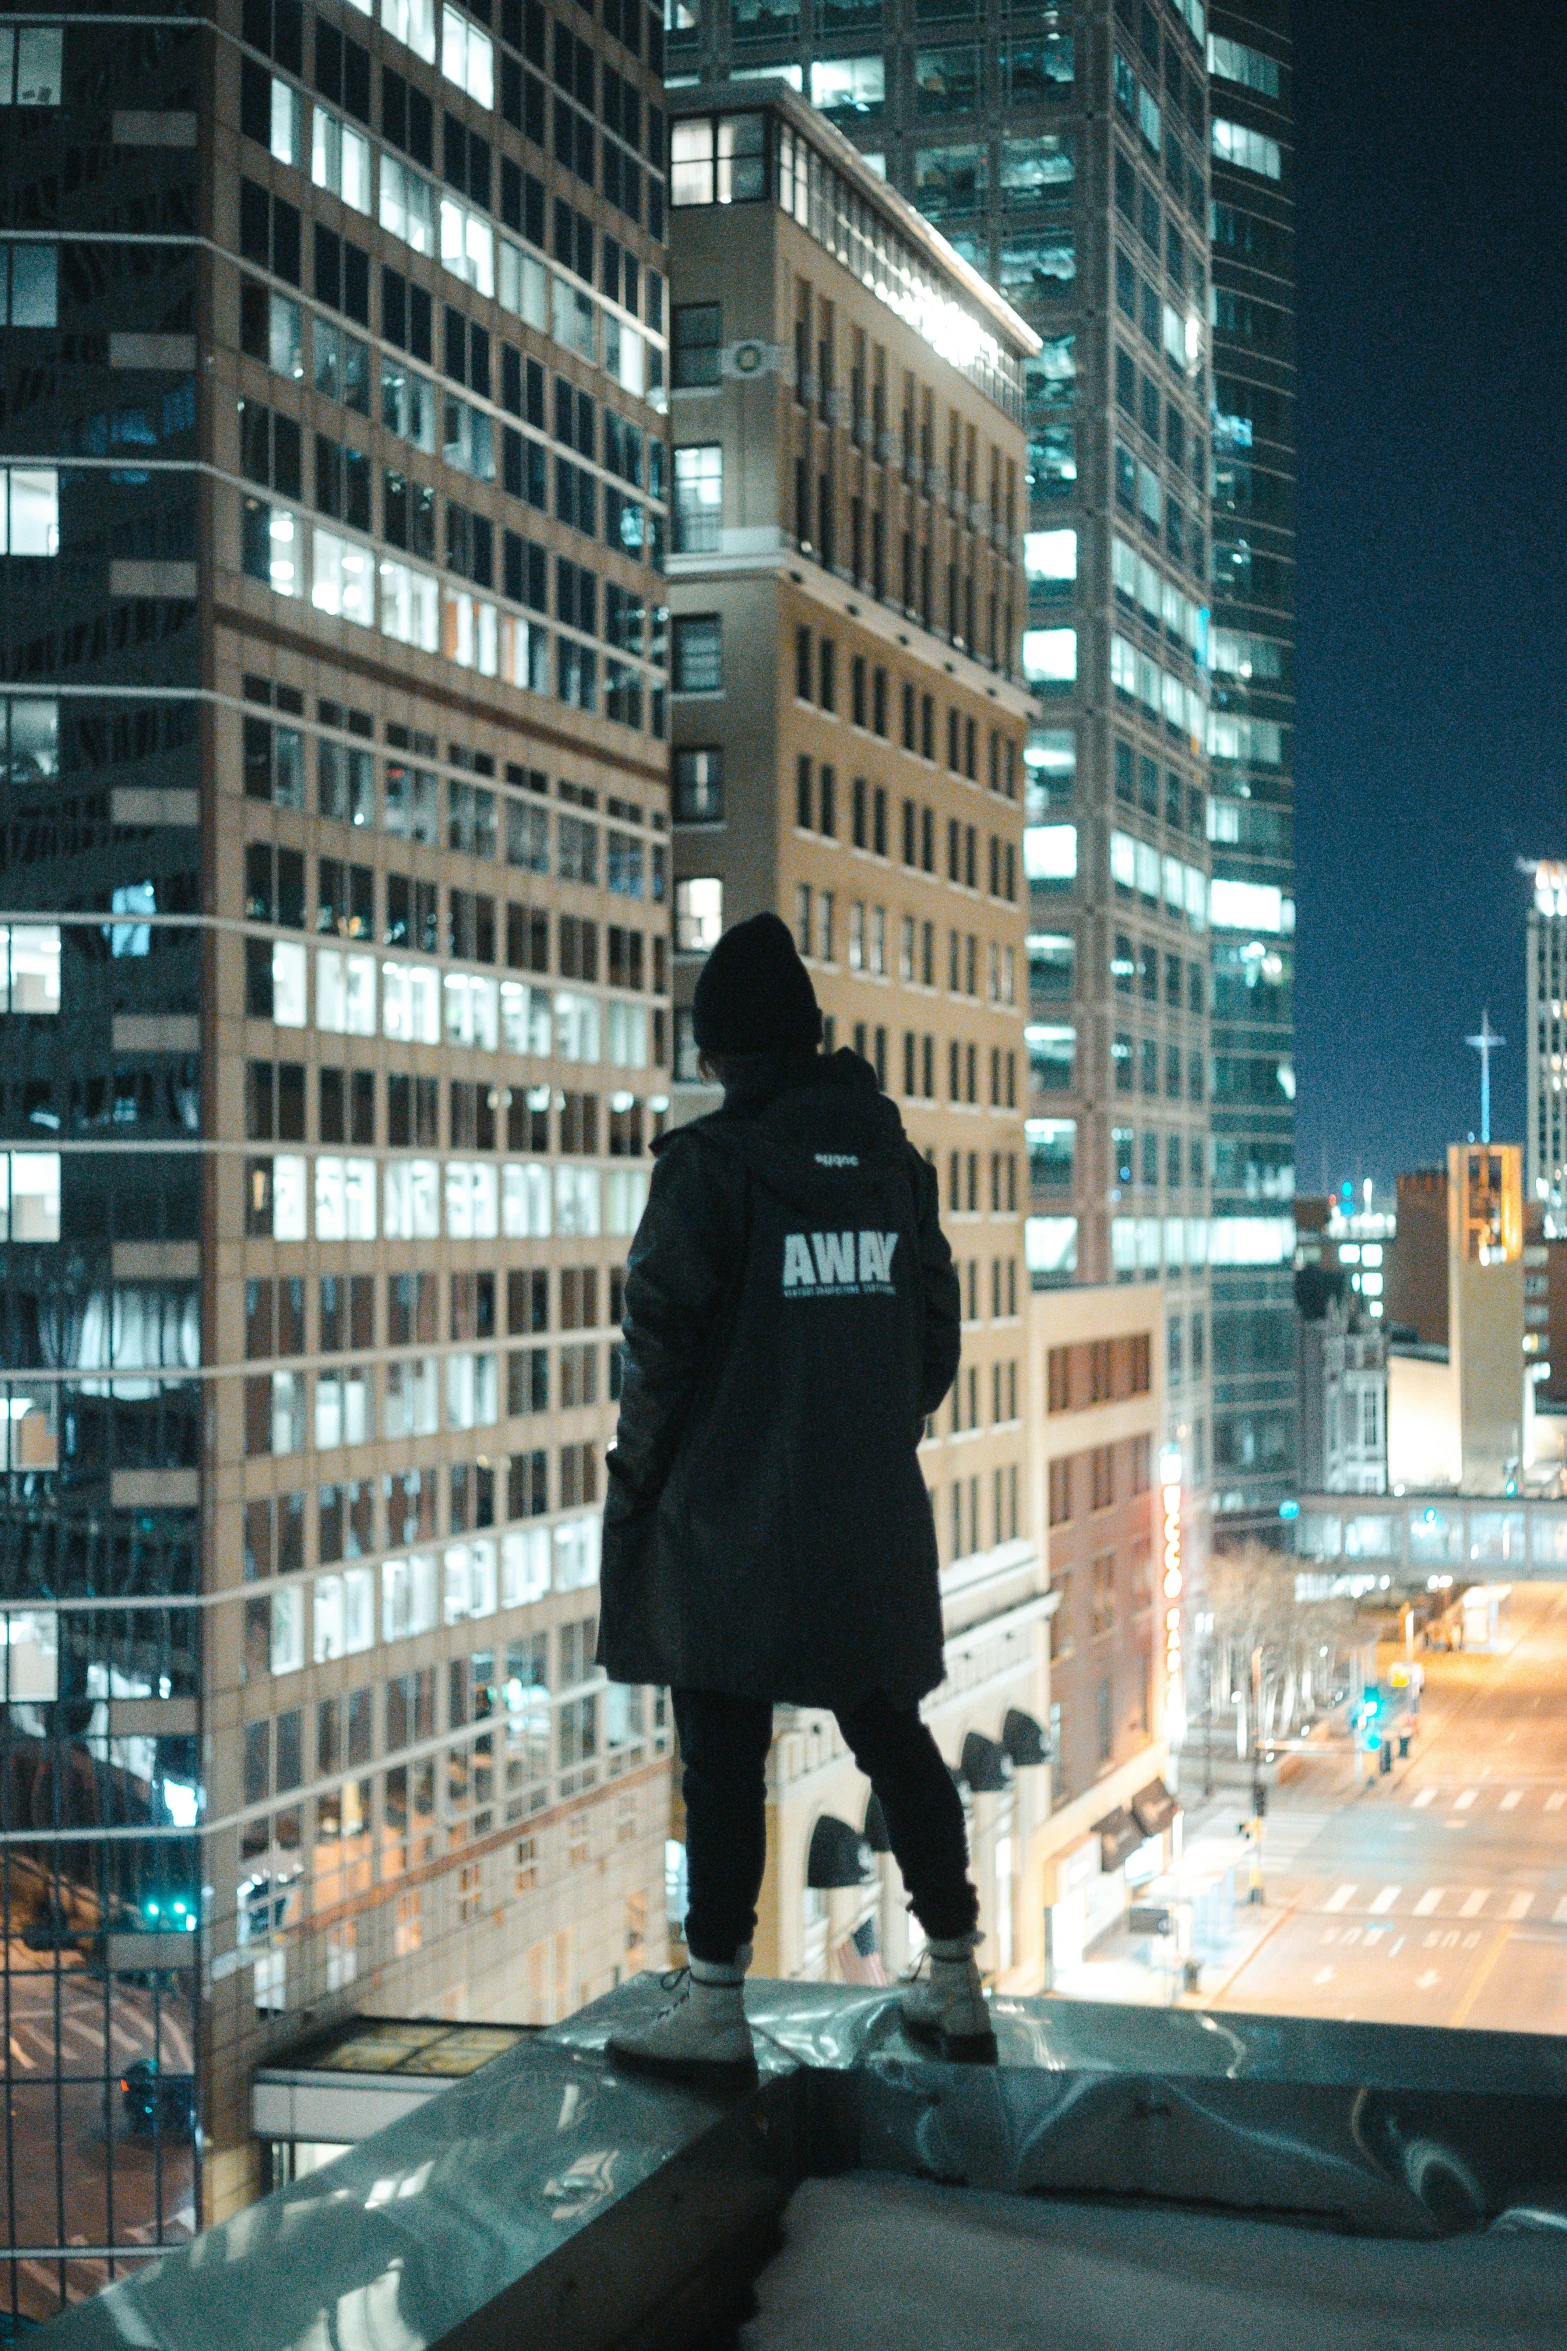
[34,1982,1567,2351]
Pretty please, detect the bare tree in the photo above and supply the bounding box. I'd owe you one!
[1193,1543,1361,1756]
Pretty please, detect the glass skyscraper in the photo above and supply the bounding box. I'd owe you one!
[1,0,673,2314]
[1205,0,1296,1526]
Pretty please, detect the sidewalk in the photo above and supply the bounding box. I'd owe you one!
[1048,1740,1396,2009]
[1050,1813,1290,2008]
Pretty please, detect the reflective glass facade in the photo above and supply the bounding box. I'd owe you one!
[1,0,673,2316]
[1205,0,1295,1524]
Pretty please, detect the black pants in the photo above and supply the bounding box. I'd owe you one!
[673,1687,979,1966]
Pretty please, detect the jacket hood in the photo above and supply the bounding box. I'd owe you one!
[658,1050,912,1217]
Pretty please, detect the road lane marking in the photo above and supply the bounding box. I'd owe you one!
[1500,1791,1522,1811]
[1459,1890,1489,1917]
[1416,1968,1440,1989]
[1414,1889,1445,1916]
[1449,1923,1515,2029]
[8,2036,33,2068]
[1455,1789,1478,1810]
[1370,1886,1401,1915]
[1313,1967,1334,1985]
[1504,1892,1535,1921]
[1324,1883,1357,1913]
[1411,1788,1436,1809]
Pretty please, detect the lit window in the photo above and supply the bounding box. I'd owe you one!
[0,469,58,556]
[0,1151,60,1241]
[998,133,1073,206]
[675,877,723,954]
[1023,823,1077,884]
[380,154,438,255]
[382,0,437,64]
[0,924,60,1012]
[810,57,885,117]
[1022,626,1076,686]
[673,445,722,554]
[267,74,301,165]
[1026,1023,1075,1092]
[441,3,493,105]
[0,26,64,106]
[312,529,375,627]
[1025,1216,1077,1278]
[379,558,440,651]
[311,106,372,212]
[439,196,494,294]
[1024,528,1077,582]
[1211,118,1282,181]
[1207,34,1280,97]
[242,499,300,596]
[271,941,308,1027]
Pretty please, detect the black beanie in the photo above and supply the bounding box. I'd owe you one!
[690,911,823,1056]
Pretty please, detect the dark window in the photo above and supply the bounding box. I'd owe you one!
[672,302,721,388]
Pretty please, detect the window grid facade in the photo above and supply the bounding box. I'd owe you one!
[0,0,672,2315]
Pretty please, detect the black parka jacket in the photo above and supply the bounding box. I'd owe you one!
[597,1049,961,1706]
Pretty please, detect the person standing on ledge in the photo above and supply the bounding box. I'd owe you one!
[597,911,993,2077]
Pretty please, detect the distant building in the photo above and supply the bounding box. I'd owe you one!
[1385,1146,1527,1495]
[1527,860,1567,1232]
[1295,1268,1386,1495]
[1293,1188,1392,1321]
[1383,1168,1447,1346]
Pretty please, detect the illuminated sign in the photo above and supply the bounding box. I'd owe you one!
[1159,1444,1184,1745]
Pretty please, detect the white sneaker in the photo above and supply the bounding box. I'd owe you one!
[899,1932,997,2064]
[607,1949,757,2083]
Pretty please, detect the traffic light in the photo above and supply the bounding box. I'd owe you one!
[1250,1780,1269,1819]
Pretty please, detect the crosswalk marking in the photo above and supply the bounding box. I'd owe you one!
[1413,1889,1445,1916]
[1459,1890,1488,1918]
[1553,1897,1567,1923]
[1548,1794,1566,1813]
[1500,1790,1522,1811]
[1411,1788,1436,1809]
[1370,1886,1401,1915]
[1504,1891,1535,1922]
[1324,1883,1356,1913]
[1455,1789,1478,1810]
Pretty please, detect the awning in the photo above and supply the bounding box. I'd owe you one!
[1093,1806,1143,1871]
[961,1730,1015,1793]
[807,1813,873,1889]
[1131,1779,1179,1838]
[1002,1707,1050,1768]
[863,1792,891,1853]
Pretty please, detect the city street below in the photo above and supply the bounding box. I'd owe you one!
[1056,1581,1567,2032]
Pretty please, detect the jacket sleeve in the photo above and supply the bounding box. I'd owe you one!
[605,1131,738,1520]
[910,1145,962,1420]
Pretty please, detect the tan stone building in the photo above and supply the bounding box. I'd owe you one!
[662,83,1047,1987]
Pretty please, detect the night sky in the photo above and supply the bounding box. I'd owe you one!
[1292,0,1567,1197]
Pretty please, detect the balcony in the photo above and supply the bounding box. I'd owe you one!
[32,1980,1567,2349]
